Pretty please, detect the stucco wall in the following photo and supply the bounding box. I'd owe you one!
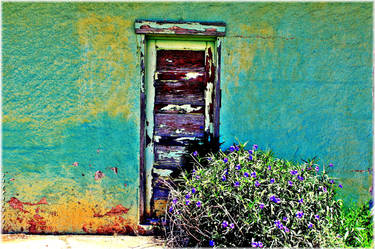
[2,2,372,233]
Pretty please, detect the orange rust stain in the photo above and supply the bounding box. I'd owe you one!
[82,216,139,235]
[3,196,137,234]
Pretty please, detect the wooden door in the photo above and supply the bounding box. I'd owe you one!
[145,39,216,217]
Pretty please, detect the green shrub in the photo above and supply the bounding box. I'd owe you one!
[338,200,373,248]
[162,143,348,247]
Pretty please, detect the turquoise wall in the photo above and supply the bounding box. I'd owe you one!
[2,2,372,233]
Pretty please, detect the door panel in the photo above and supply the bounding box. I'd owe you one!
[145,39,216,217]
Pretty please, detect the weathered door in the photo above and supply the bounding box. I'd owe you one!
[145,39,217,217]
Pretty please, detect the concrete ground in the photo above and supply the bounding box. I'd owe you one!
[0,234,165,249]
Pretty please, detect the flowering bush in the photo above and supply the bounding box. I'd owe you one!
[162,143,348,247]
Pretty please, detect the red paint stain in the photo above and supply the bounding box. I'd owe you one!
[7,197,48,212]
[94,204,129,217]
[110,167,118,174]
[104,204,129,216]
[94,170,105,180]
[95,223,133,235]
[28,215,47,234]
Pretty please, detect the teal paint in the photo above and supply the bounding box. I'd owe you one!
[2,2,372,233]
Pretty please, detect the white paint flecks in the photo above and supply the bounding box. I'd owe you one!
[175,137,196,142]
[154,135,161,142]
[184,72,202,80]
[161,104,202,113]
[204,82,214,132]
[153,168,173,177]
[175,129,185,134]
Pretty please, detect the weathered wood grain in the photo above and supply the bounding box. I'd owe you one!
[154,145,186,168]
[135,20,226,37]
[155,84,205,105]
[154,113,205,137]
[155,70,205,82]
[157,50,205,70]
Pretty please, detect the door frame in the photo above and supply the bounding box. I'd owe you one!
[135,20,225,223]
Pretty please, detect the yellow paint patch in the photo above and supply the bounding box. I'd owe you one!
[76,14,136,120]
[224,23,275,87]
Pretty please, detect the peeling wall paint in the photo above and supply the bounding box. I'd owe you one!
[2,2,373,233]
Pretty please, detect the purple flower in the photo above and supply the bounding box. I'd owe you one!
[222,220,228,228]
[234,181,240,187]
[172,198,178,204]
[224,168,229,175]
[315,166,319,172]
[248,155,253,161]
[315,214,320,220]
[268,165,271,170]
[258,242,263,248]
[244,172,250,177]
[296,211,304,218]
[254,180,260,187]
[209,240,215,247]
[229,146,236,152]
[323,187,327,192]
[339,184,343,188]
[186,200,190,205]
[329,163,334,167]
[192,188,196,194]
[252,242,258,247]
[169,206,173,212]
[278,223,284,230]
[195,175,201,180]
[288,181,293,186]
[230,223,235,229]
[298,198,303,203]
[196,201,201,207]
[251,172,257,178]
[283,217,288,221]
[185,194,191,199]
[235,164,241,170]
[270,196,280,203]
[308,223,313,228]
[259,203,265,209]
[290,170,298,175]
[253,144,258,150]
[284,227,290,233]
[235,146,240,151]
[270,178,275,184]
[223,158,228,163]
[248,150,253,155]
[297,175,304,181]
[329,179,335,184]
[221,175,226,181]
[193,151,198,156]
[274,220,281,226]
[208,158,212,161]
